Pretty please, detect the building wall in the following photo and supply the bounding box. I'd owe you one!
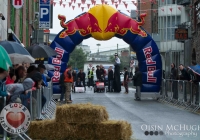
[7,0,36,46]
[138,0,158,34]
[0,0,8,41]
[191,0,200,63]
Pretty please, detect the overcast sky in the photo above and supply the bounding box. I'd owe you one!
[50,0,137,53]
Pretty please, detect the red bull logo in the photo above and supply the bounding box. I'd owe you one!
[58,13,102,38]
[104,12,147,37]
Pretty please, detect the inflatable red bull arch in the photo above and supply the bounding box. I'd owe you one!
[48,4,162,93]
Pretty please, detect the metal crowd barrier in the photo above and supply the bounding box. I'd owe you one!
[28,81,58,120]
[159,79,200,113]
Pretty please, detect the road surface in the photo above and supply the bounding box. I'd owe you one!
[70,87,200,140]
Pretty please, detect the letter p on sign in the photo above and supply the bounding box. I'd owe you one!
[40,8,49,18]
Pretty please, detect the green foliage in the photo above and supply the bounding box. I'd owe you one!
[68,47,87,70]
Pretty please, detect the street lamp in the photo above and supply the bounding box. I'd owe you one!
[96,43,101,56]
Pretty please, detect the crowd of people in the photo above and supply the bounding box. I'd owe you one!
[0,63,50,138]
[169,60,200,104]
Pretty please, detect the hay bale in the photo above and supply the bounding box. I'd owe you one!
[28,120,132,140]
[95,120,132,140]
[28,120,71,140]
[55,103,109,123]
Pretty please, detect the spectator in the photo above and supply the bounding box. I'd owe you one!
[31,72,46,108]
[38,64,48,87]
[132,66,142,101]
[96,65,102,81]
[72,70,77,92]
[170,63,178,99]
[179,64,191,102]
[88,67,94,88]
[108,66,114,92]
[59,72,66,103]
[179,64,191,81]
[123,67,129,94]
[190,73,200,105]
[64,65,73,103]
[113,53,121,92]
[26,65,37,78]
[6,71,16,85]
[77,69,86,90]
[6,78,35,104]
[14,65,27,83]
[0,68,9,140]
[0,68,9,97]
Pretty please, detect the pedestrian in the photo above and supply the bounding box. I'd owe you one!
[6,71,16,85]
[88,67,95,88]
[190,73,200,105]
[77,69,86,90]
[179,64,191,102]
[96,65,102,81]
[113,53,121,92]
[108,66,114,92]
[72,70,77,92]
[132,66,142,101]
[64,65,73,103]
[14,65,27,83]
[37,64,48,87]
[170,63,178,99]
[123,67,129,94]
[59,72,66,103]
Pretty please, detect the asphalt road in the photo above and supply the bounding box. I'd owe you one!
[71,87,200,140]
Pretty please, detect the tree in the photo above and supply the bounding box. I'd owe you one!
[68,47,87,70]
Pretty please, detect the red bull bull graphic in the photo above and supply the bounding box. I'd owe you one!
[104,12,147,37]
[48,4,162,94]
[58,12,102,38]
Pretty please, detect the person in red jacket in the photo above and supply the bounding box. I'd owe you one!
[64,65,73,103]
[6,72,16,85]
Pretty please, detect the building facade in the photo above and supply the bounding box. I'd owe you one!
[0,0,8,41]
[191,0,200,63]
[158,0,190,77]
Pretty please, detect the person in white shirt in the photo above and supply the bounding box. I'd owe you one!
[113,53,121,92]
[115,53,121,65]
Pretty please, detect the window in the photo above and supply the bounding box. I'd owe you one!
[194,0,200,29]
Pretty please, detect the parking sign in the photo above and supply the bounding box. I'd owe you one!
[39,0,51,28]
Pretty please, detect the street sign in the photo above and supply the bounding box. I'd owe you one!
[12,0,24,9]
[39,0,51,29]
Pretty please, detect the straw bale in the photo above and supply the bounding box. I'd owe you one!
[28,120,71,140]
[95,120,132,140]
[28,120,132,140]
[55,103,109,123]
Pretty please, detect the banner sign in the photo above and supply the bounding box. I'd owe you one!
[39,0,51,28]
[175,28,188,41]
[0,103,31,134]
[12,0,24,9]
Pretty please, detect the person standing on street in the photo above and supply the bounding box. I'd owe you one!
[132,66,142,101]
[170,63,178,99]
[108,66,114,92]
[78,69,86,90]
[88,67,94,88]
[72,70,77,92]
[123,67,129,94]
[113,53,121,92]
[64,65,73,103]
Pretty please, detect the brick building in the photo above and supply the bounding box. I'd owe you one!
[7,0,37,46]
[191,0,200,63]
[137,0,158,34]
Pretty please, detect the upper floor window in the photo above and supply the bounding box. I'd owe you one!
[195,1,200,25]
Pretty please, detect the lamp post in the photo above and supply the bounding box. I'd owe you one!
[96,43,101,56]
